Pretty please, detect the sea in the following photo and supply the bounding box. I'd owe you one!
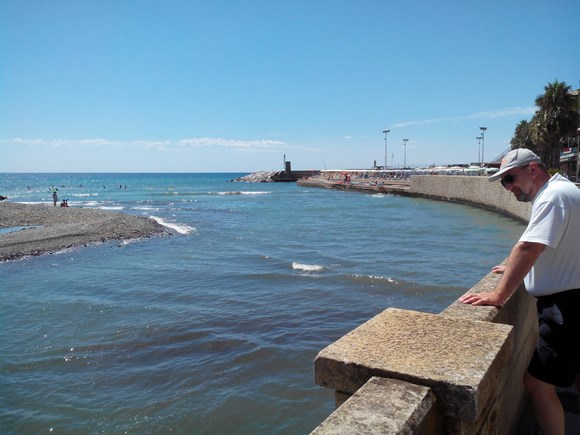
[0,173,525,434]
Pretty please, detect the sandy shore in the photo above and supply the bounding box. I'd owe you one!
[0,202,169,261]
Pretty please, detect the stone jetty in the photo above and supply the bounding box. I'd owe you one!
[231,171,281,182]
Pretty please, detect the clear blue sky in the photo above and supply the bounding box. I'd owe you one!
[1,0,579,173]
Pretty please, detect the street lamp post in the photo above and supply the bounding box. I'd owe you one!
[403,138,409,168]
[576,127,580,182]
[479,127,487,164]
[383,129,390,169]
[476,136,483,164]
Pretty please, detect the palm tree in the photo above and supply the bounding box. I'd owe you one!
[510,119,535,152]
[533,80,580,168]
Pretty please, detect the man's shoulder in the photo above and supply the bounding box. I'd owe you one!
[547,174,579,192]
[542,175,580,207]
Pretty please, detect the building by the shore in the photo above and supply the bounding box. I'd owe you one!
[561,145,579,181]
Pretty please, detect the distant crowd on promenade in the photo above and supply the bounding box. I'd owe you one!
[309,166,498,185]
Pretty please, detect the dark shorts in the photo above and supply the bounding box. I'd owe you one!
[528,288,580,387]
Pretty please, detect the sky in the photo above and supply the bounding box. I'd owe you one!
[1,0,579,173]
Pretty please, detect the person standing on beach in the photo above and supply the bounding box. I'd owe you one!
[460,148,580,435]
[52,189,58,206]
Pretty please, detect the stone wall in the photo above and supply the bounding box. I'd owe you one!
[410,175,531,222]
[311,175,539,434]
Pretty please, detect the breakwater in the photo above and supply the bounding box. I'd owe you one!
[232,161,320,182]
[304,175,577,434]
[232,170,320,182]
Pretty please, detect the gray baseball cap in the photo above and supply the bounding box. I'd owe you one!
[488,148,542,182]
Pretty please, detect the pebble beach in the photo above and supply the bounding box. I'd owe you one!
[0,202,168,261]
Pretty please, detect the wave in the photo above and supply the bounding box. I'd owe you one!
[132,206,161,211]
[212,191,271,196]
[292,262,324,272]
[349,273,398,285]
[150,216,196,235]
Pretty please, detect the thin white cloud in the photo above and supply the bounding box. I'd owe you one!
[178,137,285,149]
[390,106,536,129]
[1,137,292,152]
[3,138,123,147]
[465,106,537,119]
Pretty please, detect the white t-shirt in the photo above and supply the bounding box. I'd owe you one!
[519,173,580,296]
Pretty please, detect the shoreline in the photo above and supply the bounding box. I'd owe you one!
[0,202,170,261]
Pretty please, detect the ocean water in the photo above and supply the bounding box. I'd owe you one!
[0,173,525,434]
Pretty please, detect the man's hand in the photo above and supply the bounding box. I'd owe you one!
[460,241,544,308]
[491,265,506,274]
[459,291,505,307]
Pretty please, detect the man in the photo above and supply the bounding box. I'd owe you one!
[459,148,580,435]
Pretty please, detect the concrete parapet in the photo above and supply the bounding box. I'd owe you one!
[315,308,513,426]
[313,290,538,434]
[311,377,442,434]
[440,280,538,434]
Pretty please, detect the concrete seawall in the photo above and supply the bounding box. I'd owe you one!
[307,175,577,434]
[298,175,531,222]
[409,175,531,223]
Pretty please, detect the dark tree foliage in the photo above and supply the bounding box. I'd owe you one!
[510,80,580,169]
[510,119,535,151]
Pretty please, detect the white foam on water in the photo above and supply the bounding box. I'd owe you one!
[292,262,324,272]
[132,206,160,211]
[70,193,98,197]
[213,191,271,196]
[150,216,196,235]
[351,273,397,283]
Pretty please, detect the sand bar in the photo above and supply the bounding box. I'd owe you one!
[0,202,169,261]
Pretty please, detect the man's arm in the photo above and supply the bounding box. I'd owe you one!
[459,241,545,306]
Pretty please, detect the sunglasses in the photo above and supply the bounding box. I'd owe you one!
[500,166,528,188]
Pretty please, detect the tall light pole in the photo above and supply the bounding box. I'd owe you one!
[383,129,390,169]
[576,127,580,182]
[476,136,483,164]
[479,127,487,164]
[403,138,409,168]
